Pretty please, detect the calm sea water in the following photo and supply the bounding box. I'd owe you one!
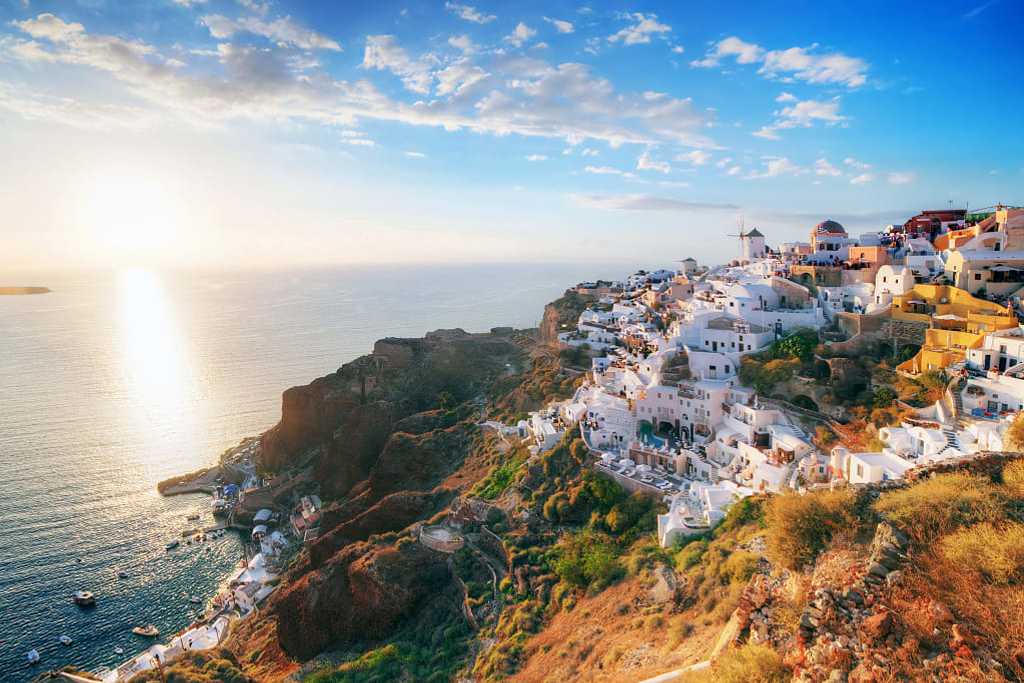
[0,263,618,680]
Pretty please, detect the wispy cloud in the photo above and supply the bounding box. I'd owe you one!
[444,2,495,24]
[964,0,998,19]
[570,193,739,212]
[504,22,537,48]
[608,13,671,46]
[543,17,574,34]
[692,36,867,88]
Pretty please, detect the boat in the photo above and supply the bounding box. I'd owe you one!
[114,646,125,655]
[186,514,201,521]
[165,540,180,550]
[117,570,129,579]
[27,649,40,665]
[132,624,160,637]
[72,591,96,607]
[59,635,73,646]
[189,596,202,604]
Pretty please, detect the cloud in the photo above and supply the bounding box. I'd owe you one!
[887,171,915,185]
[964,0,998,19]
[173,0,208,7]
[585,165,634,177]
[850,173,874,184]
[3,15,716,151]
[843,156,871,170]
[444,2,495,24]
[692,36,867,88]
[636,149,670,173]
[581,147,599,157]
[814,158,841,176]
[775,91,796,102]
[751,127,780,140]
[671,45,684,54]
[0,81,154,129]
[405,150,426,158]
[608,13,671,46]
[237,0,271,14]
[725,165,742,176]
[361,35,436,93]
[570,193,739,212]
[690,36,763,67]
[659,180,690,188]
[543,17,574,34]
[200,14,340,51]
[677,150,711,165]
[525,153,547,161]
[504,23,536,48]
[745,156,804,179]
[448,34,476,54]
[434,59,488,97]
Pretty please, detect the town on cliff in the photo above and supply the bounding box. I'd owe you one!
[57,205,1024,683]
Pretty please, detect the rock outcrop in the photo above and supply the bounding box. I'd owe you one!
[273,539,450,660]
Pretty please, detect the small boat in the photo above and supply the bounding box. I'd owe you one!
[132,624,160,637]
[114,646,125,655]
[189,596,202,604]
[27,649,40,664]
[59,635,73,646]
[186,514,201,521]
[117,570,129,579]
[72,591,96,607]
[165,540,180,550]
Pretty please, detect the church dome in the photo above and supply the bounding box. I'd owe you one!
[815,219,846,234]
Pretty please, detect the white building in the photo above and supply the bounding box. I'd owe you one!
[657,480,754,547]
[867,264,915,313]
[739,228,767,262]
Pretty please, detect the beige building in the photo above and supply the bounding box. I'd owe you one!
[944,249,1024,297]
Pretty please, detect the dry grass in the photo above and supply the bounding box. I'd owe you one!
[678,642,788,683]
[941,522,1024,585]
[872,472,1006,545]
[764,488,859,570]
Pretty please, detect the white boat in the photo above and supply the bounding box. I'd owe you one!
[114,646,125,655]
[59,635,73,646]
[189,596,202,604]
[27,649,40,664]
[72,591,96,607]
[132,624,160,637]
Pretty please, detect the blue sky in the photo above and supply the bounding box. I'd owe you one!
[1,0,1022,269]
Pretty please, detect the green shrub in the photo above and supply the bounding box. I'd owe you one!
[550,529,623,590]
[674,538,709,571]
[722,551,761,585]
[873,472,1006,544]
[765,489,857,570]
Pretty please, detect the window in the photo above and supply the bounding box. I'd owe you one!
[856,464,863,477]
[975,273,982,281]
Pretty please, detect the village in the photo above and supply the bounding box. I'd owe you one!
[509,205,1024,548]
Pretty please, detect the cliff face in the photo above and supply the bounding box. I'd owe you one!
[538,289,595,347]
[272,539,450,660]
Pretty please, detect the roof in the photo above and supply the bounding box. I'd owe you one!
[744,228,764,238]
[814,219,846,235]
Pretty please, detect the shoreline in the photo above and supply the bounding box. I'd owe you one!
[0,286,51,295]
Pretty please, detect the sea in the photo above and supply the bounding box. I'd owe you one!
[0,262,623,681]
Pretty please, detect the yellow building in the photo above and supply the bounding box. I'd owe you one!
[892,285,1018,375]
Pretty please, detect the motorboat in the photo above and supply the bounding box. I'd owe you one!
[117,570,129,579]
[165,540,180,550]
[72,591,96,607]
[189,596,202,604]
[27,649,40,664]
[186,514,201,521]
[114,646,125,655]
[59,635,73,646]
[132,624,160,637]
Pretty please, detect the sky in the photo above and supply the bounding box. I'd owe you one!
[0,0,1022,271]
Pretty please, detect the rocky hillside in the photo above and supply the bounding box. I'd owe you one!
[146,292,1024,683]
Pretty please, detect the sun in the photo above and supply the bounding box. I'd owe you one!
[78,171,179,257]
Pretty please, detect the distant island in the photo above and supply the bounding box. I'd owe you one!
[0,286,50,295]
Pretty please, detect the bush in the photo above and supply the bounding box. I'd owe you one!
[765,489,857,570]
[1003,459,1024,497]
[722,551,761,585]
[940,522,1024,584]
[680,642,789,683]
[873,472,1006,545]
[550,530,624,590]
[814,425,837,446]
[1005,417,1024,454]
[674,538,709,571]
[871,385,897,409]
